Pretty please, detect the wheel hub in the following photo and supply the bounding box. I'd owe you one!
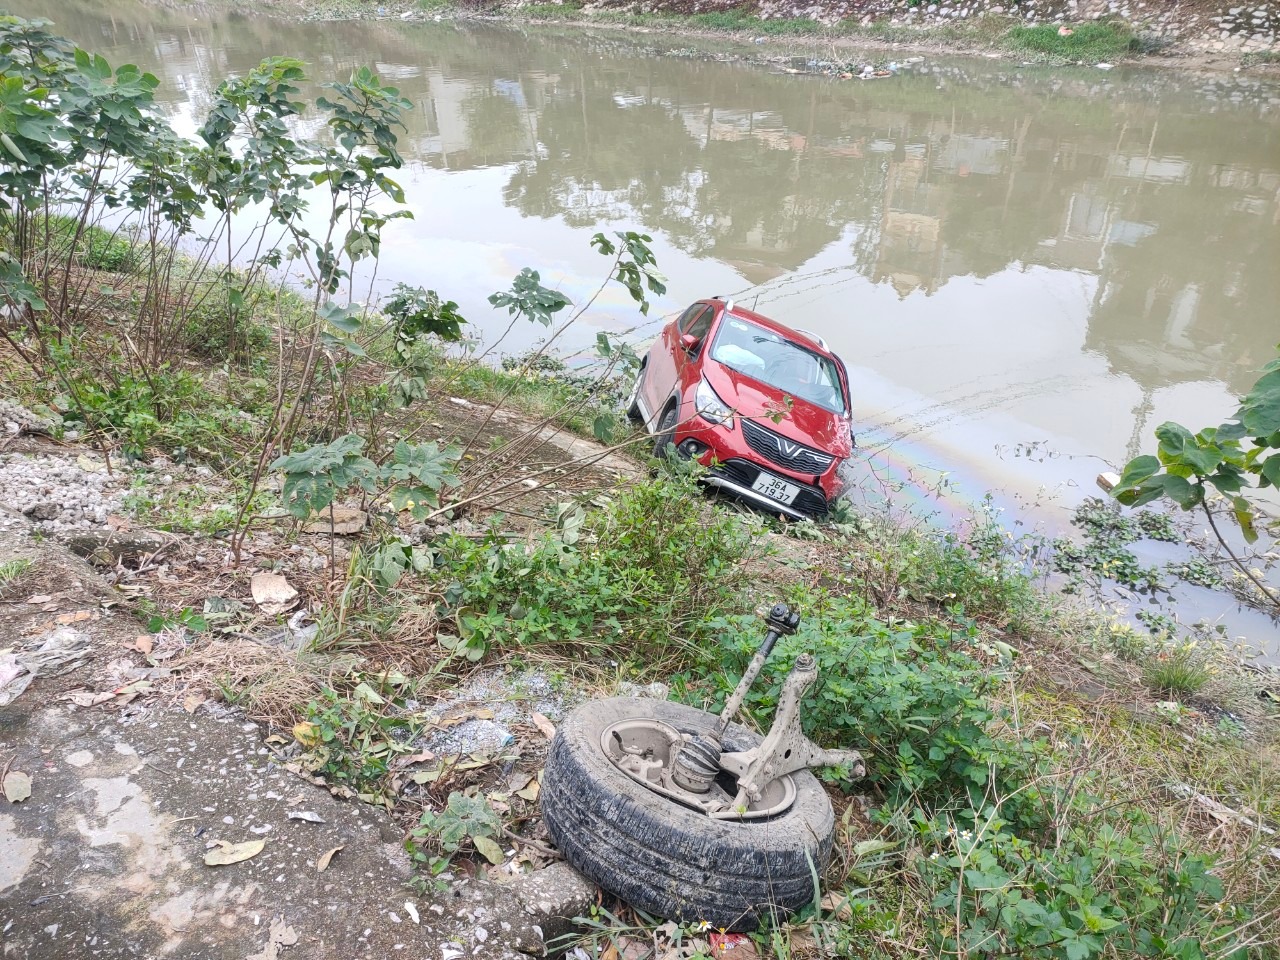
[601,604,865,820]
[602,718,796,820]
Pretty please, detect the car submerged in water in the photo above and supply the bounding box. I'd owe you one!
[625,297,854,519]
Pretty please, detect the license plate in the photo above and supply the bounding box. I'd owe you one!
[751,472,800,505]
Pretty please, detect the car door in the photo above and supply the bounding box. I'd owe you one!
[641,301,708,424]
[671,304,716,416]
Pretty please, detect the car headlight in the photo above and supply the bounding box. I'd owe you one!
[695,378,734,427]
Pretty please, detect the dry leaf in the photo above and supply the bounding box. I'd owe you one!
[601,946,619,960]
[106,514,131,532]
[134,635,154,655]
[403,901,420,925]
[302,506,367,535]
[708,933,758,957]
[530,712,556,740]
[391,750,434,771]
[820,892,853,921]
[474,708,495,720]
[316,845,344,872]
[66,690,115,708]
[3,770,31,803]
[24,595,52,605]
[515,779,540,802]
[203,838,266,866]
[247,916,299,960]
[55,611,94,625]
[182,694,205,714]
[292,721,320,747]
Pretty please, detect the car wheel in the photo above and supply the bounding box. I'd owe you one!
[624,365,645,424]
[653,403,679,457]
[540,697,836,932]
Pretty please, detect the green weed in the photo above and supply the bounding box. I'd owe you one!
[695,593,1043,825]
[432,473,758,667]
[1143,642,1213,698]
[1002,21,1136,62]
[299,682,421,796]
[50,353,269,461]
[406,790,505,879]
[42,215,139,273]
[0,558,32,590]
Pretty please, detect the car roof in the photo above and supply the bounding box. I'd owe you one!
[703,299,842,362]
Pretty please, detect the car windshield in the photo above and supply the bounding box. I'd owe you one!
[708,316,847,414]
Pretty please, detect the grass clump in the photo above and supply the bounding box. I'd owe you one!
[1143,641,1213,698]
[0,558,33,591]
[1003,21,1136,62]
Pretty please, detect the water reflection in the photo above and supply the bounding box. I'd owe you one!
[12,3,1280,513]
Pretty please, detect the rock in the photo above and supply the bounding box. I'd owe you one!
[302,506,367,535]
[250,572,299,616]
[619,681,671,700]
[23,502,61,521]
[64,529,166,566]
[512,863,597,947]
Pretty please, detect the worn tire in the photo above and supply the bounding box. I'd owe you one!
[624,365,646,424]
[540,697,835,932]
[652,404,679,458]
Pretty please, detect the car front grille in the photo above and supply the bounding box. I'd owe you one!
[715,459,828,518]
[741,418,834,476]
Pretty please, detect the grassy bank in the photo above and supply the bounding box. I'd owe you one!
[283,0,1170,67]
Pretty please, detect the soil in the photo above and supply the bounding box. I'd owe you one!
[0,504,596,959]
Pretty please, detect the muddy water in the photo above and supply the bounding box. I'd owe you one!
[13,1,1280,644]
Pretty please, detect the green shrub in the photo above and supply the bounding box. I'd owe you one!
[909,811,1230,959]
[433,473,756,665]
[696,593,1043,826]
[181,282,273,361]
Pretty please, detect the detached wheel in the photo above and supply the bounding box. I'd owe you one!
[652,404,679,458]
[540,697,835,932]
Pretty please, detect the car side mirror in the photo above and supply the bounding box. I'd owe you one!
[679,333,701,354]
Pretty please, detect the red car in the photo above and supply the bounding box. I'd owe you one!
[625,297,854,519]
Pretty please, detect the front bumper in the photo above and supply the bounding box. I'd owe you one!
[702,457,829,520]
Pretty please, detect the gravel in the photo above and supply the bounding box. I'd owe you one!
[0,399,60,437]
[413,668,579,757]
[0,452,128,531]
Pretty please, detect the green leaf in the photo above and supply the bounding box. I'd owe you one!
[1114,455,1160,491]
[1232,497,1258,544]
[1239,368,1280,436]
[1158,474,1200,509]
[1155,422,1194,458]
[1260,455,1280,489]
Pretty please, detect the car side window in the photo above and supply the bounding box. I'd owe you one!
[684,307,714,342]
[676,303,705,332]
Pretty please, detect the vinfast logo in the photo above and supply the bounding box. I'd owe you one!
[777,438,802,458]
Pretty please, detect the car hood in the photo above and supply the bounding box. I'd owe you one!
[707,363,852,456]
